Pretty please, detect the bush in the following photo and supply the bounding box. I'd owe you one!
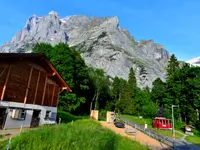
[142,102,158,118]
[105,101,115,111]
[57,111,81,123]
[193,129,200,136]
[195,120,200,132]
[174,120,185,129]
[99,109,107,121]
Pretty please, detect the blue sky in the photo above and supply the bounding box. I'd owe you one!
[0,0,200,61]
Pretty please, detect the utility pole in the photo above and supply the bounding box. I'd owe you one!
[172,105,175,139]
[171,105,179,150]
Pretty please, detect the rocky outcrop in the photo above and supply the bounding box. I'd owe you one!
[0,11,170,88]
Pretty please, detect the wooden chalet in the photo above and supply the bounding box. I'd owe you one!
[0,53,71,129]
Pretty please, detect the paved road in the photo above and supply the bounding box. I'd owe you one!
[174,140,200,150]
[173,130,200,150]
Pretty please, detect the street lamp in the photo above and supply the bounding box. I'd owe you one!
[171,105,179,150]
[171,105,179,139]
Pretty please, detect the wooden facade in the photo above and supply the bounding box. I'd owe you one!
[0,53,71,107]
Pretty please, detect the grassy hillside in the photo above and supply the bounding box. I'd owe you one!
[5,119,149,150]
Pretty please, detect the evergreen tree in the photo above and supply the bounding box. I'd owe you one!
[128,67,137,94]
[135,89,151,115]
[151,78,166,105]
[166,54,179,77]
[112,78,127,112]
[118,67,137,115]
[119,82,136,115]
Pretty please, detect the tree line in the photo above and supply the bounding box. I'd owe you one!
[33,43,200,131]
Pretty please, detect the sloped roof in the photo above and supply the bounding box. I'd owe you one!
[0,53,71,92]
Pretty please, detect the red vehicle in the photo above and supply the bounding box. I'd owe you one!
[152,117,172,129]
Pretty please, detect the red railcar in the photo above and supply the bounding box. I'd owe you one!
[152,117,172,129]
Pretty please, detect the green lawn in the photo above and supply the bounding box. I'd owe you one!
[153,129,183,139]
[122,115,152,127]
[3,119,149,150]
[122,115,183,139]
[185,136,200,145]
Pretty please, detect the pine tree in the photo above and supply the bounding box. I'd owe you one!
[128,67,137,90]
[151,78,166,105]
[118,67,137,115]
[128,67,137,99]
[166,54,179,77]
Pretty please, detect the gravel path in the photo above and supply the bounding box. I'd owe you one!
[100,121,172,150]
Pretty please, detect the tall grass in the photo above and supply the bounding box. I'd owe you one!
[5,119,149,150]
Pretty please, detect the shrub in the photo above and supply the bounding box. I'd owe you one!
[174,120,185,129]
[99,109,107,121]
[193,129,200,136]
[57,111,81,123]
[142,102,158,118]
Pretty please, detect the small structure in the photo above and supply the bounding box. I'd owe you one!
[125,128,136,135]
[0,53,71,129]
[152,117,172,129]
[90,110,98,120]
[106,111,115,123]
[185,125,195,136]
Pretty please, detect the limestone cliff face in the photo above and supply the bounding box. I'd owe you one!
[0,11,170,88]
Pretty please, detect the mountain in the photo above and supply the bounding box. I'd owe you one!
[0,11,170,88]
[186,57,200,66]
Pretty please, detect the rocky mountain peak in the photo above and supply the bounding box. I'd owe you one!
[106,16,119,24]
[48,11,59,17]
[0,11,170,88]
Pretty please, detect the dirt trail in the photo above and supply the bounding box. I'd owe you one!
[100,121,172,150]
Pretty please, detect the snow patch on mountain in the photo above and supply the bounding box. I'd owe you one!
[186,57,200,66]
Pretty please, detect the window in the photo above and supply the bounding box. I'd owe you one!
[45,110,51,119]
[11,109,26,120]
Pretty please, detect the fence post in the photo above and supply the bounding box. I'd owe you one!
[6,137,12,150]
[173,139,176,150]
[59,118,61,124]
[19,124,23,134]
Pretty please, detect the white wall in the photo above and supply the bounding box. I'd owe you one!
[0,101,57,129]
[4,109,33,129]
[38,106,57,125]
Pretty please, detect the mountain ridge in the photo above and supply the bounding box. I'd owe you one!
[0,11,170,88]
